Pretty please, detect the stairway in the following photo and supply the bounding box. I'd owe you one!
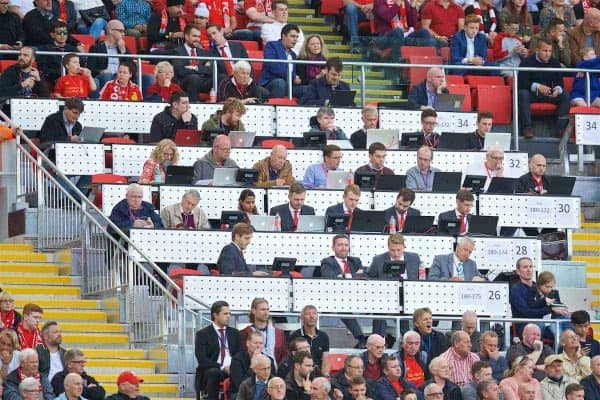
[287,0,404,104]
[0,243,182,399]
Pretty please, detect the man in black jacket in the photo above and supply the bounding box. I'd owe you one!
[229,331,276,398]
[148,90,198,143]
[413,308,449,364]
[285,351,313,400]
[22,0,80,47]
[0,0,25,52]
[407,67,449,110]
[36,321,65,381]
[172,23,212,102]
[37,21,78,84]
[516,154,550,194]
[0,46,49,98]
[51,349,106,400]
[39,98,83,153]
[517,38,570,139]
[87,19,129,87]
[105,371,150,400]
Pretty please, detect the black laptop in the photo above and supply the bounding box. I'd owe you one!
[302,131,326,148]
[350,210,387,233]
[165,166,194,185]
[326,214,350,233]
[401,132,424,149]
[354,171,378,190]
[438,133,470,150]
[329,90,357,107]
[434,93,464,112]
[438,217,460,235]
[272,257,300,275]
[383,260,406,278]
[375,174,407,191]
[402,216,435,234]
[432,172,462,192]
[469,215,499,236]
[462,175,487,192]
[487,177,518,194]
[546,176,576,196]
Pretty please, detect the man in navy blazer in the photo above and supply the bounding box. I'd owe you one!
[319,234,367,347]
[437,190,474,235]
[407,67,449,110]
[258,23,303,98]
[172,24,212,102]
[195,301,242,400]
[325,184,362,232]
[216,222,269,276]
[206,24,249,80]
[383,188,422,233]
[428,237,485,281]
[269,183,316,232]
[451,15,500,76]
[300,57,353,106]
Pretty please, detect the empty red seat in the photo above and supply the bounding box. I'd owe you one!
[321,0,343,15]
[465,75,505,89]
[123,36,138,54]
[0,59,16,72]
[447,83,472,112]
[71,34,94,52]
[440,47,451,63]
[531,102,557,116]
[445,75,465,85]
[329,353,347,375]
[563,76,574,93]
[569,106,600,114]
[261,139,295,148]
[401,45,436,60]
[476,85,512,124]
[247,50,263,82]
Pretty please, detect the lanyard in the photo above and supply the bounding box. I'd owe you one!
[420,170,430,189]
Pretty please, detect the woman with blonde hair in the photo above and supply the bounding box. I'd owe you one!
[499,356,542,400]
[146,61,182,102]
[0,329,21,379]
[297,34,329,85]
[0,292,20,331]
[139,139,180,184]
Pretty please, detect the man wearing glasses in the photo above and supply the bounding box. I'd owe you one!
[462,145,506,193]
[22,0,81,48]
[36,21,81,85]
[303,144,342,189]
[401,109,441,149]
[51,349,106,400]
[88,20,130,88]
[424,382,446,400]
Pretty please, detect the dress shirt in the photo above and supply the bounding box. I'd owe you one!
[335,256,353,279]
[303,163,331,188]
[212,323,232,369]
[62,113,75,136]
[463,36,475,63]
[440,347,480,387]
[454,209,470,233]
[452,254,464,279]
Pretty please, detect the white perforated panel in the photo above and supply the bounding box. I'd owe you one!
[101,184,153,215]
[266,188,372,215]
[379,110,477,133]
[292,279,401,313]
[79,101,165,133]
[332,107,364,135]
[479,195,581,228]
[55,143,105,175]
[11,99,61,130]
[244,105,276,136]
[275,105,320,136]
[111,144,155,176]
[230,148,272,169]
[285,150,327,180]
[189,103,226,123]
[159,186,267,218]
[403,281,510,316]
[469,236,542,275]
[373,192,456,223]
[183,276,290,311]
[246,232,336,265]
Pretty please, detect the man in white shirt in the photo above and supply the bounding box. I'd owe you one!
[260,0,304,54]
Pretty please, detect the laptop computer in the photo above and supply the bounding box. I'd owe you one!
[165,165,194,185]
[220,211,245,227]
[546,176,576,196]
[366,129,400,149]
[326,170,351,189]
[302,131,326,148]
[327,139,354,149]
[236,169,259,185]
[175,129,201,146]
[487,177,518,194]
[329,90,356,107]
[401,132,424,149]
[202,128,228,145]
[272,257,300,275]
[438,217,460,235]
[350,210,387,233]
[402,216,435,234]
[434,93,464,112]
[249,215,277,231]
[297,215,326,232]
[462,174,488,192]
[212,167,238,186]
[375,175,407,191]
[432,172,462,192]
[325,214,350,233]
[469,215,499,236]
[79,127,105,143]
[438,133,470,150]
[383,260,406,278]
[484,132,511,151]
[229,131,256,148]
[354,171,377,190]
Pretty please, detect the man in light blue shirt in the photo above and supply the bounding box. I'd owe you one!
[405,145,441,192]
[303,144,342,189]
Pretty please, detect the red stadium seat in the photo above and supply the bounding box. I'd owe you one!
[91,173,128,208]
[247,50,263,81]
[564,76,574,93]
[401,46,436,60]
[321,0,343,15]
[138,37,148,53]
[101,137,135,168]
[531,102,557,116]
[329,353,347,374]
[466,75,505,107]
[476,84,512,124]
[261,139,295,148]
[408,56,443,89]
[440,47,451,63]
[71,34,94,52]
[447,83,472,112]
[267,98,298,105]
[123,36,138,54]
[231,40,259,51]
[445,75,465,85]
[141,62,155,75]
[222,378,230,400]
[0,60,16,72]
[569,106,600,114]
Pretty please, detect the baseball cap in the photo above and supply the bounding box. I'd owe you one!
[117,371,144,385]
[544,355,563,366]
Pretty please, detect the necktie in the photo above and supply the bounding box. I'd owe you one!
[347,210,354,232]
[342,259,351,276]
[220,46,234,76]
[459,214,467,235]
[457,262,464,278]
[219,328,226,363]
[398,211,406,231]
[293,210,299,231]
[190,47,198,66]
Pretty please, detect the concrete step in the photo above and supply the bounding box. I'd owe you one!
[81,349,147,359]
[0,262,59,275]
[101,383,179,397]
[42,309,108,322]
[94,373,176,384]
[302,25,334,33]
[0,251,50,262]
[14,299,100,309]
[573,232,600,240]
[85,358,156,371]
[288,16,326,24]
[60,322,126,333]
[0,243,34,251]
[62,333,130,347]
[1,275,74,285]
[3,284,80,299]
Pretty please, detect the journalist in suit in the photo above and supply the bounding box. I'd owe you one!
[382,188,421,233]
[216,222,269,276]
[195,301,242,400]
[437,189,475,235]
[172,25,212,102]
[428,238,485,281]
[269,204,315,232]
[450,15,500,76]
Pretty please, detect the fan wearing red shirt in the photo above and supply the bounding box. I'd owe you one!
[206,0,237,36]
[16,303,43,350]
[421,0,465,44]
[399,331,428,388]
[99,61,143,101]
[53,53,97,99]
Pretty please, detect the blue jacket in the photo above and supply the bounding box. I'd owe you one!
[509,281,551,319]
[217,242,250,275]
[581,374,600,400]
[108,199,164,232]
[407,80,449,110]
[451,30,488,65]
[376,376,419,400]
[571,57,600,100]
[259,40,297,86]
[300,76,352,106]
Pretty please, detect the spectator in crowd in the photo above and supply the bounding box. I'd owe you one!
[350,107,379,149]
[72,0,109,39]
[0,46,50,98]
[297,34,327,85]
[23,0,81,47]
[479,331,508,382]
[242,0,273,39]
[580,356,600,399]
[461,145,505,192]
[217,61,265,104]
[518,38,570,139]
[343,0,374,53]
[206,23,249,80]
[452,311,481,353]
[462,361,493,400]
[172,24,212,102]
[507,324,554,381]
[160,189,210,230]
[0,0,24,50]
[195,301,241,400]
[413,308,450,363]
[571,47,600,108]
[8,0,35,18]
[237,354,273,400]
[3,348,54,400]
[0,329,20,379]
[17,304,43,350]
[301,57,351,106]
[0,292,20,331]
[331,357,376,399]
[465,0,500,45]
[573,0,600,22]
[240,298,287,365]
[258,23,304,98]
[109,184,163,232]
[571,311,600,358]
[36,21,79,85]
[17,377,45,400]
[424,383,447,400]
[146,61,182,102]
[276,338,311,379]
[253,145,295,188]
[377,356,418,400]
[267,377,287,400]
[216,222,267,276]
[477,379,501,400]
[310,377,331,400]
[516,154,549,194]
[429,238,483,281]
[87,20,130,89]
[564,383,585,400]
[382,189,421,232]
[372,0,434,52]
[499,357,542,400]
[269,183,316,232]
[451,14,499,75]
[310,107,347,140]
[238,189,259,223]
[146,0,186,50]
[405,146,440,192]
[421,357,462,400]
[540,355,576,400]
[536,271,570,322]
[36,321,64,381]
[369,233,421,281]
[558,330,592,382]
[440,331,481,387]
[202,97,246,133]
[499,0,533,46]
[303,144,342,189]
[568,8,600,65]
[539,0,575,30]
[51,349,105,400]
[53,373,84,400]
[401,109,440,149]
[396,331,429,388]
[138,139,179,184]
[530,18,571,67]
[115,0,151,37]
[105,370,150,400]
[53,53,96,99]
[420,0,465,45]
[289,306,331,377]
[193,134,238,181]
[285,351,313,400]
[148,91,197,143]
[492,14,528,76]
[360,334,386,380]
[467,112,494,150]
[324,185,362,231]
[99,61,143,101]
[437,190,475,236]
[205,0,237,38]
[230,331,276,397]
[38,98,84,166]
[261,0,304,53]
[356,142,394,176]
[407,67,449,110]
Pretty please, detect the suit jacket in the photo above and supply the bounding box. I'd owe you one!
[369,251,420,280]
[208,41,249,78]
[159,202,210,230]
[259,39,297,86]
[382,206,421,232]
[172,44,212,81]
[195,325,242,380]
[253,157,296,188]
[437,209,473,233]
[428,253,482,281]
[88,41,130,77]
[39,111,82,151]
[0,65,50,98]
[269,203,316,232]
[217,243,249,275]
[407,80,449,110]
[320,255,363,278]
[451,30,488,65]
[300,76,352,106]
[324,203,360,232]
[516,172,551,194]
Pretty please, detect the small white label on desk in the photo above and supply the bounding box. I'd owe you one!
[457,283,506,315]
[482,240,512,259]
[437,112,477,132]
[575,115,600,145]
[528,198,555,224]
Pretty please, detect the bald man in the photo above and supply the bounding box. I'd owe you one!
[407,67,450,110]
[88,20,133,87]
[568,8,600,65]
[516,154,550,195]
[253,145,296,188]
[193,134,239,182]
[506,323,554,381]
[439,331,480,387]
[59,373,84,400]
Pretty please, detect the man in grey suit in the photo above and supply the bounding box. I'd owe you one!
[428,237,485,281]
[438,190,475,235]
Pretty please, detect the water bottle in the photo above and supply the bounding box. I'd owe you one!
[274,213,281,232]
[220,223,229,231]
[388,215,397,234]
[154,164,162,184]
[209,88,217,103]
[347,170,354,185]
[418,261,426,280]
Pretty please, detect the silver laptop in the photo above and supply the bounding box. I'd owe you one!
[249,215,277,231]
[484,132,511,151]
[326,170,351,189]
[229,131,256,148]
[212,167,238,186]
[327,139,354,149]
[79,127,105,143]
[366,129,400,149]
[297,215,325,232]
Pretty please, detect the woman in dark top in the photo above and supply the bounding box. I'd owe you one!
[297,34,328,85]
[238,189,259,223]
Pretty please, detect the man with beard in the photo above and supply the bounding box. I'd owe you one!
[0,46,49,97]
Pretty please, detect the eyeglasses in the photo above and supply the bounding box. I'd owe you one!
[54,31,68,35]
[24,389,41,393]
[111,28,125,33]
[0,299,14,303]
